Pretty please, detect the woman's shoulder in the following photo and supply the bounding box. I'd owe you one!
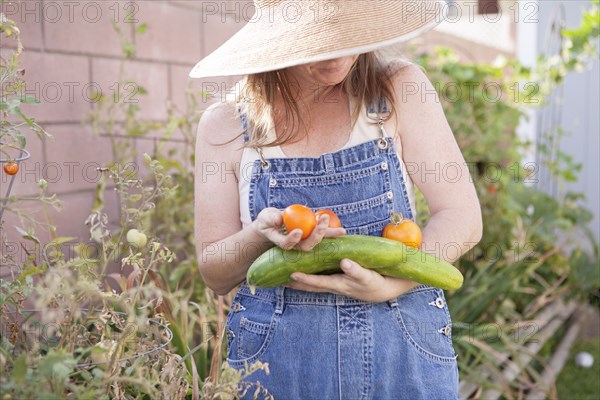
[384,59,429,85]
[382,58,442,147]
[383,58,425,77]
[196,99,244,146]
[194,99,247,176]
[383,58,437,106]
[381,58,434,111]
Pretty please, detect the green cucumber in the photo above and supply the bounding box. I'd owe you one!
[246,235,463,291]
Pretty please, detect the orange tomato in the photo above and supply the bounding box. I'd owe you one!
[382,212,422,248]
[315,209,343,228]
[282,204,317,239]
[3,162,18,176]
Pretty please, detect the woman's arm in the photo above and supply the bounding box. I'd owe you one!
[392,64,483,262]
[194,102,266,295]
[195,102,344,295]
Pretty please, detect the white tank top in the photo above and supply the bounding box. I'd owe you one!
[237,95,416,228]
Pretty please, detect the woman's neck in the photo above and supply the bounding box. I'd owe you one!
[270,85,351,153]
[280,70,345,110]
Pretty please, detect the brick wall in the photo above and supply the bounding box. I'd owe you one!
[0,0,248,267]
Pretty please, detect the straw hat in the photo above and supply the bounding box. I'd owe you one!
[189,0,448,78]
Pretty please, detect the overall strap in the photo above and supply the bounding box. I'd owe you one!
[237,106,270,169]
[367,95,389,114]
[237,107,251,144]
[367,95,391,150]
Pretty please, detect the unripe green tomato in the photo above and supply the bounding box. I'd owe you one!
[126,229,147,248]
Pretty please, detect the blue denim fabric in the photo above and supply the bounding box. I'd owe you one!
[227,101,459,399]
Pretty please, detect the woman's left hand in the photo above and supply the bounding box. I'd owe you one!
[285,258,421,303]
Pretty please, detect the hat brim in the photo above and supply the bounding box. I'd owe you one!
[190,0,448,78]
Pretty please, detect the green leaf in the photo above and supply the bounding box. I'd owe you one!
[15,133,26,149]
[136,85,148,95]
[135,23,148,34]
[92,173,107,212]
[123,41,136,58]
[17,264,47,283]
[52,362,72,381]
[20,95,41,104]
[44,236,77,262]
[88,91,103,102]
[48,236,77,247]
[125,125,146,137]
[164,117,180,137]
[38,349,76,381]
[14,226,41,244]
[12,354,27,385]
[127,103,140,114]
[7,99,21,114]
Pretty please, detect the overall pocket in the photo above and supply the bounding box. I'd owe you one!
[392,286,457,364]
[225,292,279,366]
[237,317,270,359]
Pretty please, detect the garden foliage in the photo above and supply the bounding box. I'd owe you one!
[1,1,598,398]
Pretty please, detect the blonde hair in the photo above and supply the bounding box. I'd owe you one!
[230,52,411,148]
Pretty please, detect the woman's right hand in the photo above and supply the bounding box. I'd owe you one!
[252,207,346,251]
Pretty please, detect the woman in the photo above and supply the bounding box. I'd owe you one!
[191,1,482,398]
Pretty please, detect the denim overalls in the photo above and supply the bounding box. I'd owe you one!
[226,97,459,400]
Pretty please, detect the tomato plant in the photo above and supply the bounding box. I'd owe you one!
[382,212,422,248]
[315,209,342,228]
[282,204,317,239]
[3,161,19,176]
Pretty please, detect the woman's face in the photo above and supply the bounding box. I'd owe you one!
[286,55,359,88]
